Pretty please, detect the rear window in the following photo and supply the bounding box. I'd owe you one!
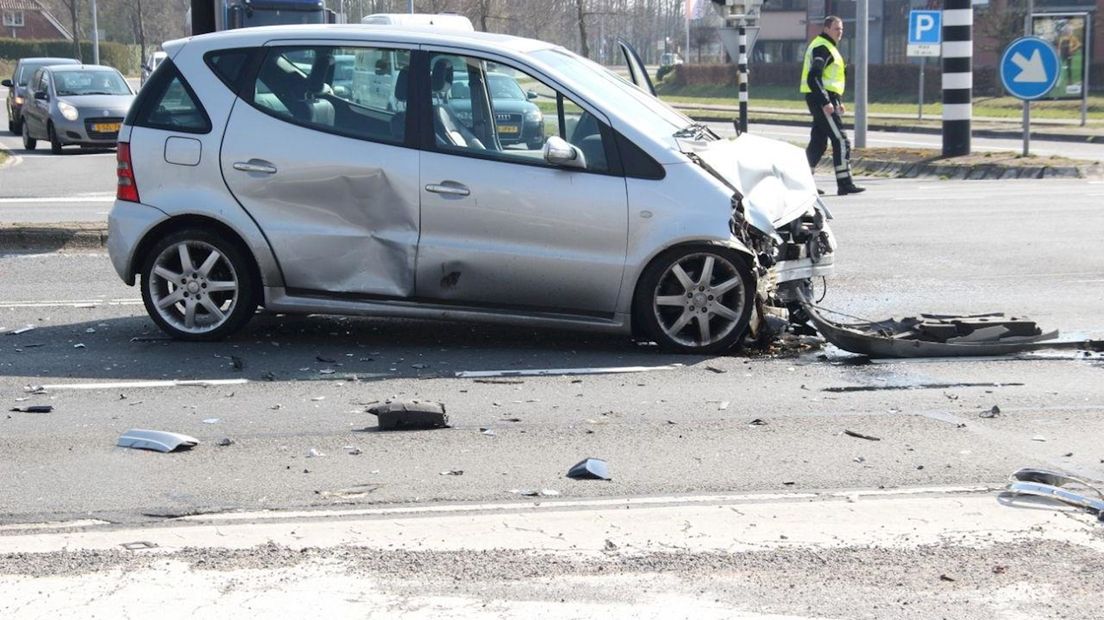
[125,59,211,134]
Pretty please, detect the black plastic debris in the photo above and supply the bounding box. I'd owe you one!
[749,418,768,426]
[368,400,449,430]
[801,302,1104,358]
[10,405,52,413]
[567,458,610,481]
[981,405,1002,418]
[216,438,235,447]
[843,429,881,441]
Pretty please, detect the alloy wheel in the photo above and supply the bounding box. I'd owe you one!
[147,240,240,335]
[651,252,749,348]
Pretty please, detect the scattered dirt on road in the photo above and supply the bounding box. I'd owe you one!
[4,539,1103,617]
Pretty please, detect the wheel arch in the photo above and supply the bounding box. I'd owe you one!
[129,215,263,302]
[628,239,757,338]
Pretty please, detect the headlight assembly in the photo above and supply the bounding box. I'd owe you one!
[58,101,79,121]
[524,110,543,122]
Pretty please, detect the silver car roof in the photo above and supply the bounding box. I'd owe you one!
[165,25,555,57]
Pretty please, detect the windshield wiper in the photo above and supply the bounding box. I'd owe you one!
[673,122,714,140]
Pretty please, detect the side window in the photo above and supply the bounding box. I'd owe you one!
[426,53,609,173]
[205,49,253,93]
[250,45,410,144]
[126,60,212,133]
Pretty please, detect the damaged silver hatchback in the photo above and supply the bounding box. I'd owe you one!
[108,26,835,354]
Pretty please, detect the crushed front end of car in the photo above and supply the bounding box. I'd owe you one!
[681,132,837,338]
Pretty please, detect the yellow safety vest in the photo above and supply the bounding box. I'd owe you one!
[800,35,845,95]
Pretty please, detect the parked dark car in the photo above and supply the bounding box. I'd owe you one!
[3,57,80,135]
[20,64,136,154]
[448,72,545,149]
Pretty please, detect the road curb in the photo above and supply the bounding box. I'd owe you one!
[688,113,1104,144]
[0,223,109,252]
[836,157,1104,180]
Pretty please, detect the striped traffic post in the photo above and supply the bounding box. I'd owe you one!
[941,0,973,156]
[737,23,748,134]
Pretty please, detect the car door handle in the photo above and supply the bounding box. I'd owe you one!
[233,160,277,174]
[425,183,470,197]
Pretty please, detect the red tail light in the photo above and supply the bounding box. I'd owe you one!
[116,142,140,203]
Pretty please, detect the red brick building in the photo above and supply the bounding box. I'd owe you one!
[1,0,72,40]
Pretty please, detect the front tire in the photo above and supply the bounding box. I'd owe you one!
[48,123,63,154]
[21,120,35,150]
[139,229,258,341]
[633,246,755,354]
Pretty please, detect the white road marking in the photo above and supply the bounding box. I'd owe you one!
[456,364,683,378]
[0,298,141,308]
[0,519,111,532]
[36,378,249,390]
[180,486,991,524]
[0,195,114,203]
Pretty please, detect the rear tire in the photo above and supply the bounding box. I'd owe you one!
[21,121,35,150]
[633,245,755,354]
[48,123,63,154]
[139,228,259,341]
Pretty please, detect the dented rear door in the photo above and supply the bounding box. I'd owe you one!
[220,42,420,297]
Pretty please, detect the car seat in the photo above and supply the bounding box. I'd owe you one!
[431,58,483,150]
[390,68,407,140]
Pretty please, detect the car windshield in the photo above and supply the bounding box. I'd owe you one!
[451,75,525,101]
[53,70,131,96]
[531,48,690,140]
[17,60,74,86]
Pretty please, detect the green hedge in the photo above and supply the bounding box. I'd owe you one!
[0,38,140,75]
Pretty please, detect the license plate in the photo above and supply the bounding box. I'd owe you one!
[497,124,519,134]
[92,122,121,133]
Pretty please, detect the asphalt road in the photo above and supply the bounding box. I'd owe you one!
[3,176,1104,525]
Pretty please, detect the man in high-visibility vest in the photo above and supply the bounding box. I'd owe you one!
[801,16,865,195]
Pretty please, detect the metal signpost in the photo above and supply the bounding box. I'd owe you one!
[907,10,942,120]
[1000,36,1061,156]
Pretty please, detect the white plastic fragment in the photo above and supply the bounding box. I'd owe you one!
[117,429,199,453]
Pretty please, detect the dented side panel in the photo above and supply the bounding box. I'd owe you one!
[220,102,420,297]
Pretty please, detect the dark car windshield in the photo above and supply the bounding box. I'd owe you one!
[17,60,77,86]
[53,70,131,96]
[451,74,526,101]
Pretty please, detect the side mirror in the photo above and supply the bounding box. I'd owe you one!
[543,136,586,170]
[526,90,538,100]
[1,79,12,88]
[34,91,48,101]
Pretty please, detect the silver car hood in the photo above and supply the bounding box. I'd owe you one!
[681,133,820,236]
[64,94,135,114]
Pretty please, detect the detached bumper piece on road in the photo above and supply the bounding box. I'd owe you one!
[1004,468,1104,521]
[802,303,1104,358]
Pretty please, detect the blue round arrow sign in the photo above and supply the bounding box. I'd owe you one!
[1000,37,1061,101]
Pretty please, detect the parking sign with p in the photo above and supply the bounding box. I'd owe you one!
[908,10,942,57]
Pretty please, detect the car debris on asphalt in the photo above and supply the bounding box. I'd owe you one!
[802,301,1104,358]
[1002,468,1104,521]
[842,430,881,441]
[116,429,199,453]
[567,458,611,481]
[9,405,53,413]
[368,399,449,430]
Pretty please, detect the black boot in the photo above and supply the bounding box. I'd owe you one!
[837,183,866,196]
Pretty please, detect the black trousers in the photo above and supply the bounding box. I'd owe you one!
[805,93,854,188]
